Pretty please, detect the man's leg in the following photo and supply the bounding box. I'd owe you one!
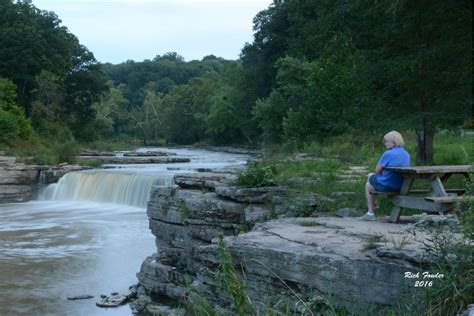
[365,173,376,213]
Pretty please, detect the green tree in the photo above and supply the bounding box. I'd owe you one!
[133,89,165,145]
[0,77,33,143]
[353,0,472,163]
[244,0,471,161]
[94,82,129,138]
[205,85,250,144]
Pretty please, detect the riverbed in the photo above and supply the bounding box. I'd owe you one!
[0,148,249,315]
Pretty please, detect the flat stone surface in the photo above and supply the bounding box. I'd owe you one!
[139,180,459,314]
[192,216,452,310]
[96,291,134,308]
[335,208,360,217]
[79,156,191,164]
[215,186,292,203]
[174,172,236,190]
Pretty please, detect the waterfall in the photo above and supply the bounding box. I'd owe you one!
[39,170,47,185]
[40,171,173,208]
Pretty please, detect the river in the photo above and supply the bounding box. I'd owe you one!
[0,148,248,315]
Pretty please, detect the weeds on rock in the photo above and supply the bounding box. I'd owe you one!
[361,233,384,251]
[459,179,474,239]
[236,160,275,188]
[177,199,188,220]
[216,233,255,316]
[182,285,219,316]
[422,230,474,316]
[297,219,321,227]
[390,234,412,250]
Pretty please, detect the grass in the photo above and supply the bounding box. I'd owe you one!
[361,233,384,251]
[238,130,473,216]
[76,159,103,168]
[297,219,321,227]
[390,234,412,250]
[177,199,189,221]
[1,138,136,165]
[423,230,474,315]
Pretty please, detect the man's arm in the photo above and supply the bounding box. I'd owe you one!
[375,164,383,175]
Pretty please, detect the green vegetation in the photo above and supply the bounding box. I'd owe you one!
[361,233,384,251]
[237,132,473,216]
[177,199,189,221]
[215,234,255,316]
[236,161,275,188]
[297,219,321,227]
[423,229,474,315]
[390,234,412,250]
[1,0,471,166]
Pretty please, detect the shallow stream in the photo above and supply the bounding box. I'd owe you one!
[0,148,248,315]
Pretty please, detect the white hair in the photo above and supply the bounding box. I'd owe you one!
[384,131,405,147]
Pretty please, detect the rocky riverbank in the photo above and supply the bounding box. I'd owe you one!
[0,155,91,204]
[133,171,455,315]
[0,156,40,203]
[78,156,191,164]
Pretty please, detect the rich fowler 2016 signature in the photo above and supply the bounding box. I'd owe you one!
[404,271,445,287]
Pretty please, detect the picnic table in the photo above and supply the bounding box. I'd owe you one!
[377,165,471,223]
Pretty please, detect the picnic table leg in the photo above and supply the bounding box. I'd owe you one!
[389,176,414,223]
[431,176,447,196]
[431,175,455,214]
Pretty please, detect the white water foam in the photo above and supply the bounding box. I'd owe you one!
[40,171,173,208]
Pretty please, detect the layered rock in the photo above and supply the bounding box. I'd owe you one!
[0,155,93,203]
[39,164,93,184]
[135,172,439,315]
[0,156,39,203]
[78,156,191,164]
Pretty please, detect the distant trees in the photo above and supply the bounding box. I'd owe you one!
[100,56,256,145]
[0,0,107,142]
[1,0,469,159]
[0,78,33,143]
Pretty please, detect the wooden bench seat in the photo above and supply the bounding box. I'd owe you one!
[370,191,398,195]
[370,189,466,196]
[382,165,471,222]
[424,196,474,203]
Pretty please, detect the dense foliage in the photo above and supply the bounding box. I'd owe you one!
[0,0,471,164]
[0,0,107,143]
[241,0,472,162]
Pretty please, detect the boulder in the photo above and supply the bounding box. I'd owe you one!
[174,172,236,190]
[0,156,39,203]
[215,186,292,204]
[78,156,190,164]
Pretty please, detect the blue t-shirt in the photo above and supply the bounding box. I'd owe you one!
[376,146,410,190]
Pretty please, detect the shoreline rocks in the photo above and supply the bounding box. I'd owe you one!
[78,156,191,164]
[0,156,92,204]
[134,169,443,315]
[0,156,40,203]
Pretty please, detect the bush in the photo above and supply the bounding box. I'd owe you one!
[55,141,81,164]
[236,161,275,188]
[33,145,57,165]
[0,109,33,143]
[423,231,474,315]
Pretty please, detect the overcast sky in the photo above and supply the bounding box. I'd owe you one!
[33,0,273,64]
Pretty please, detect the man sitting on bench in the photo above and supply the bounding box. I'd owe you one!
[359,131,410,221]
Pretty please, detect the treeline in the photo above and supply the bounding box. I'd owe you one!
[0,0,472,163]
[0,0,106,147]
[97,54,254,145]
[98,0,471,162]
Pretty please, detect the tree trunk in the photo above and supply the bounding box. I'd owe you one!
[415,116,434,164]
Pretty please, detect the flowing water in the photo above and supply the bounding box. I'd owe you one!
[0,148,248,315]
